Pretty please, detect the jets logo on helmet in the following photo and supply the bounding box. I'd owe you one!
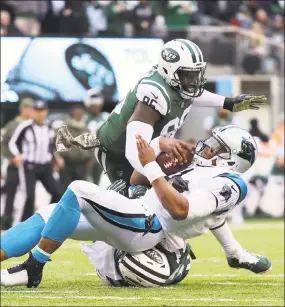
[157,39,207,99]
[161,48,180,63]
[116,243,191,288]
[143,249,164,264]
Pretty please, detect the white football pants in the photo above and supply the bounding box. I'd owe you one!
[37,181,164,253]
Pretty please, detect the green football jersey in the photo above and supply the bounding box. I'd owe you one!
[97,67,194,156]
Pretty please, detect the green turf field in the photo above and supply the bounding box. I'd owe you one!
[1,220,284,306]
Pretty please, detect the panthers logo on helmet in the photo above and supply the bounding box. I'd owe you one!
[161,48,180,63]
[238,137,256,165]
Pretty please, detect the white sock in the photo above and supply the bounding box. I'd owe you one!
[210,221,243,257]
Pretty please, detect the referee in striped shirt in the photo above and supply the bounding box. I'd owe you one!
[8,100,62,222]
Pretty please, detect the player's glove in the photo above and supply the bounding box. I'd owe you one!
[107,179,127,196]
[128,184,150,199]
[56,125,100,152]
[167,176,189,193]
[56,125,74,152]
[223,94,267,112]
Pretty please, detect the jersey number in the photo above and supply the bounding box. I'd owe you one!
[161,105,192,138]
[142,95,158,110]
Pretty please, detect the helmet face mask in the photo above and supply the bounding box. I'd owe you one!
[174,66,207,98]
[196,134,231,160]
[195,125,258,173]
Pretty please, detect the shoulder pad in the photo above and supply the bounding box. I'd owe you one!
[209,173,247,214]
[136,80,171,116]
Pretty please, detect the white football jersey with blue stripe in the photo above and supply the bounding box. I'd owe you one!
[142,164,247,241]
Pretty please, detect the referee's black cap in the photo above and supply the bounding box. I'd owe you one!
[33,100,48,110]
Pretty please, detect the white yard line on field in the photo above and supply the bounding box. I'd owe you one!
[203,282,283,286]
[1,295,282,303]
[82,272,284,278]
[230,223,283,230]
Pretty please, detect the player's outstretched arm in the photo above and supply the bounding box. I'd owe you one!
[56,125,99,152]
[136,135,189,220]
[193,90,267,112]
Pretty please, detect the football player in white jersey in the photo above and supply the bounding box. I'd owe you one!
[1,125,271,288]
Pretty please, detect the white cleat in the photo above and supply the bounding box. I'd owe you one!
[1,267,28,287]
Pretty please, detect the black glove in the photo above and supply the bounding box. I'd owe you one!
[223,94,267,112]
[128,184,150,199]
[167,176,189,193]
[107,179,127,196]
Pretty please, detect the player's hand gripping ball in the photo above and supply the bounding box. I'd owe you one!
[156,150,194,175]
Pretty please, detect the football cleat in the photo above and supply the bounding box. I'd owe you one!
[227,250,272,274]
[1,253,46,288]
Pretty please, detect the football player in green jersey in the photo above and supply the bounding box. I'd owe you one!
[56,39,266,186]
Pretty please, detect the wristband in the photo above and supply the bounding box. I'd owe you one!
[223,97,235,112]
[144,161,166,183]
[150,137,162,157]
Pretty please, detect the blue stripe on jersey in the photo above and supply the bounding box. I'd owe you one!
[83,197,162,233]
[97,207,161,232]
[216,173,247,202]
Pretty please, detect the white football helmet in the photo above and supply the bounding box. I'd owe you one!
[117,243,191,288]
[195,125,258,174]
[157,39,207,99]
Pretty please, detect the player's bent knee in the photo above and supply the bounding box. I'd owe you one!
[36,203,57,224]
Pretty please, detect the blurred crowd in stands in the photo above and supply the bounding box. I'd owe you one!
[1,1,283,75]
[0,0,283,40]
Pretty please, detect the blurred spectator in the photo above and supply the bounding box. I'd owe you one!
[59,0,89,36]
[242,22,266,74]
[104,1,127,37]
[86,0,107,37]
[203,109,241,136]
[1,98,34,230]
[41,0,65,35]
[58,105,92,191]
[5,0,48,36]
[163,1,199,39]
[0,9,23,36]
[271,14,284,44]
[131,0,156,37]
[259,118,284,218]
[255,8,271,36]
[249,118,269,143]
[84,89,109,185]
[151,15,168,39]
[233,4,253,29]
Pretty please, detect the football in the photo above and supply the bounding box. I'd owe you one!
[156,151,195,176]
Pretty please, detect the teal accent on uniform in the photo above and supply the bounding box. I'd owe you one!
[216,79,232,96]
[95,206,162,232]
[1,213,45,258]
[217,173,247,202]
[41,188,81,243]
